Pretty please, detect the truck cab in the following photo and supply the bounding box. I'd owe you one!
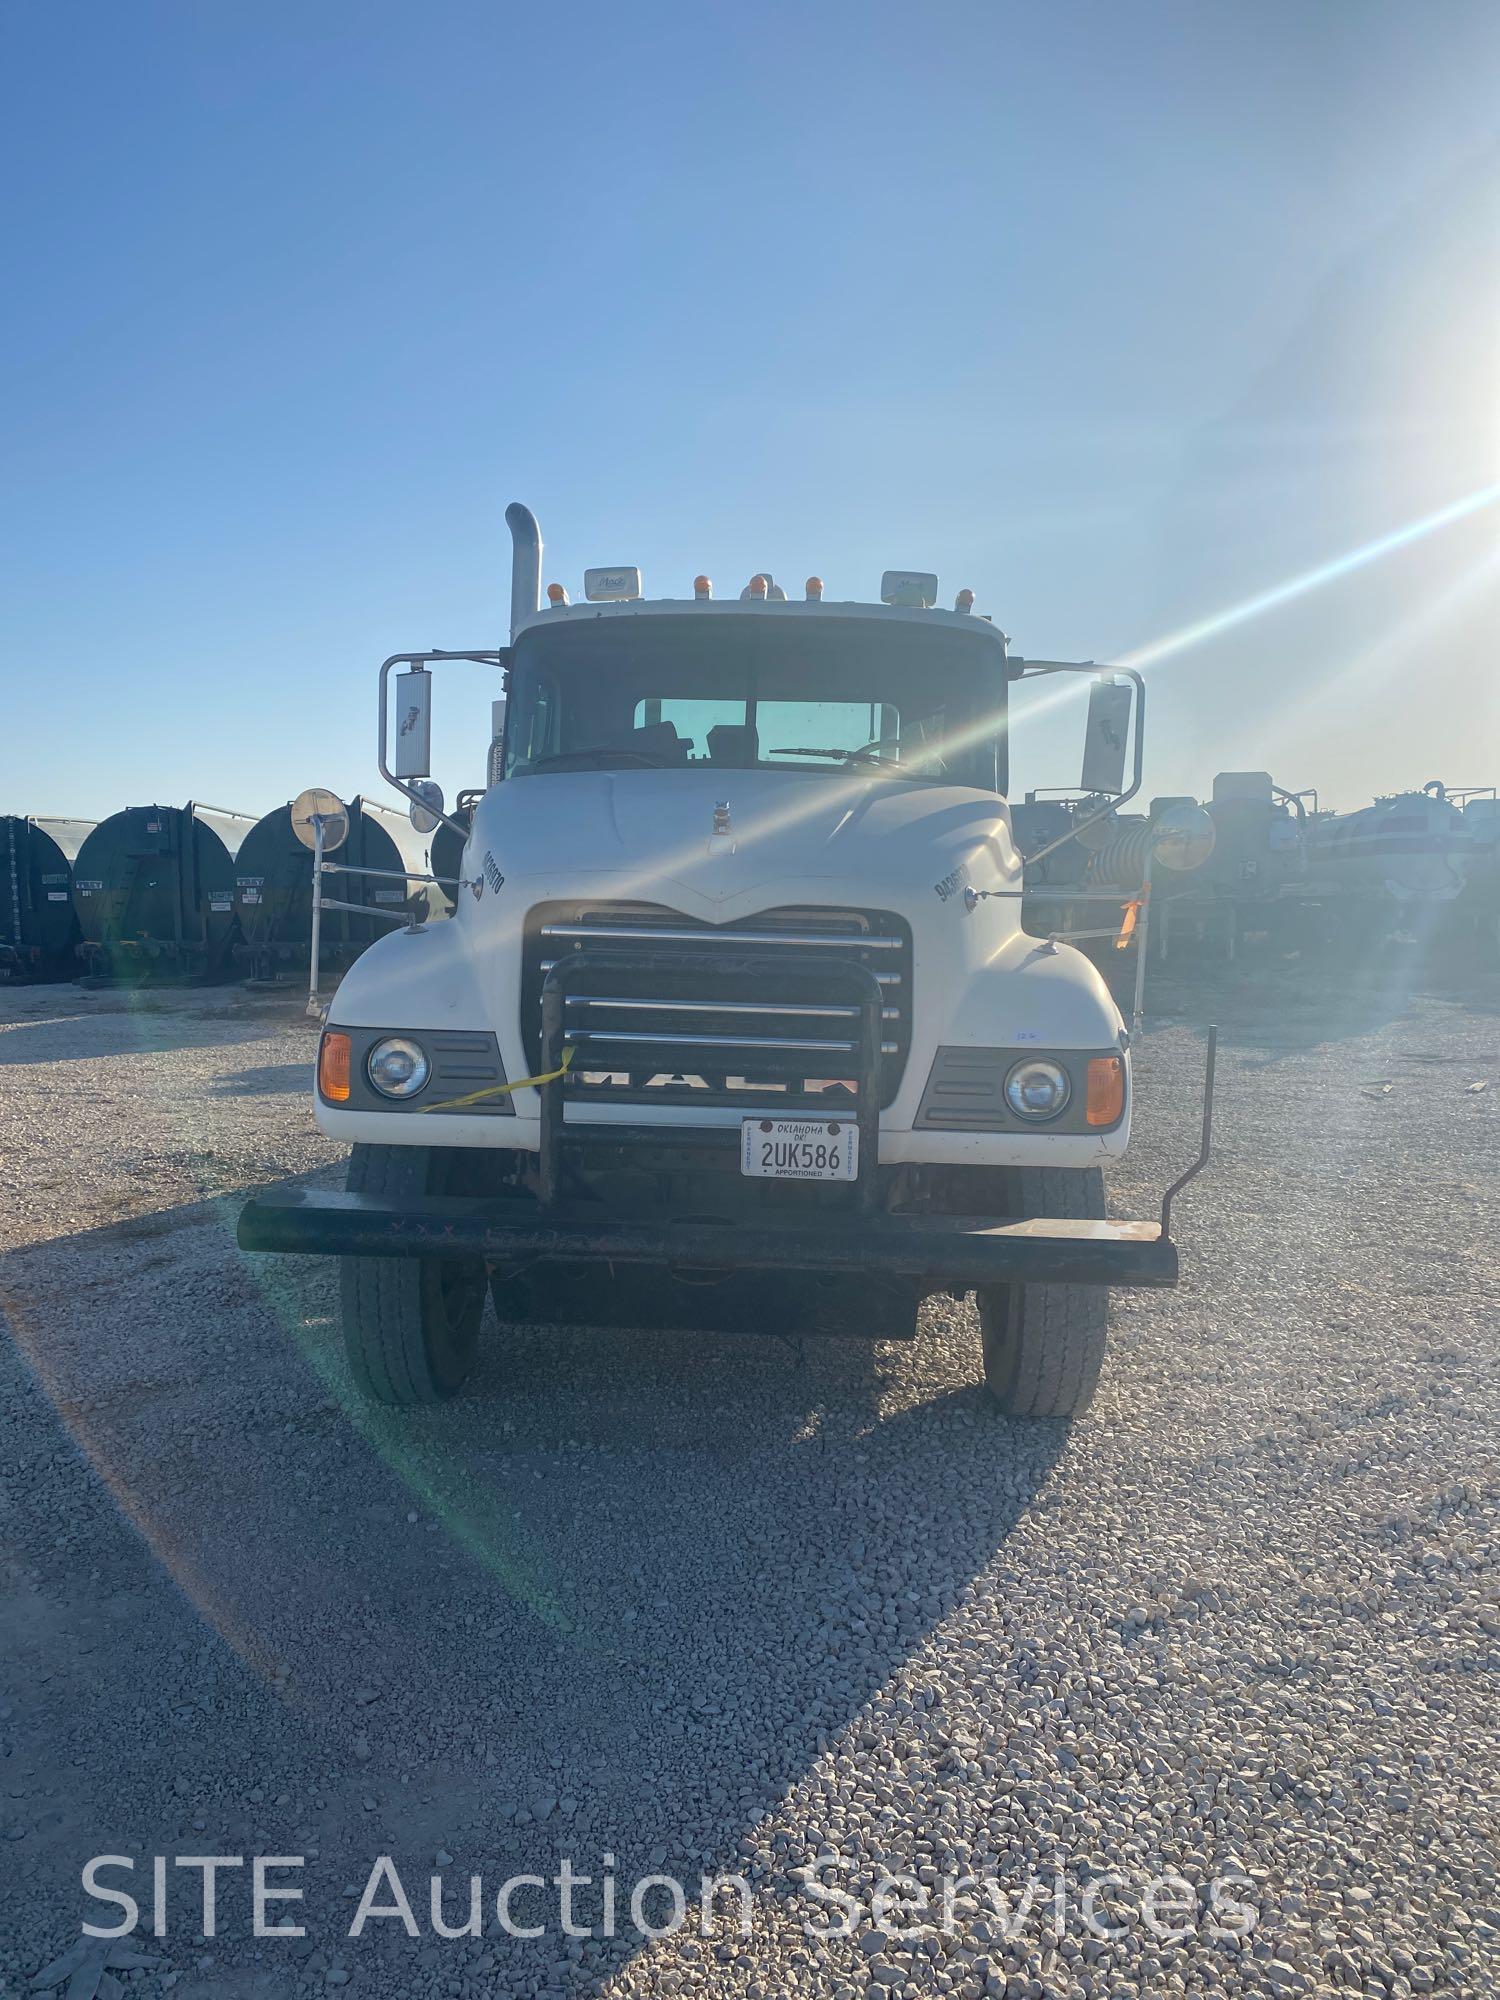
[239,505,1209,1418]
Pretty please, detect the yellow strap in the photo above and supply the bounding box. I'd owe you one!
[417,1045,575,1114]
[1114,899,1141,949]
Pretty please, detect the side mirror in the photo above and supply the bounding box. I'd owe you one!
[408,779,445,836]
[392,668,433,779]
[1080,675,1133,796]
[487,696,508,788]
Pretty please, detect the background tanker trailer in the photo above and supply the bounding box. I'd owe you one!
[1434,787,1499,954]
[1012,796,1215,1005]
[1,815,96,980]
[1203,772,1306,899]
[423,700,507,892]
[1010,795,1092,920]
[1145,772,1308,956]
[234,794,447,981]
[1303,783,1472,938]
[1011,794,1151,957]
[73,802,257,980]
[428,788,493,899]
[1458,793,1499,923]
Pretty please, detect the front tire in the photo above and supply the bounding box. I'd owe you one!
[977,1165,1109,1418]
[340,1144,487,1405]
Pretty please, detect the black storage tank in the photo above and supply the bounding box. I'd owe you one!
[233,795,445,977]
[73,802,257,978]
[1,816,97,979]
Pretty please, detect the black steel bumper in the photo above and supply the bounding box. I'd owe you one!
[236,1186,1178,1288]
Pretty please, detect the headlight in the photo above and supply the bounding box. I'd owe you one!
[1004,1057,1071,1120]
[367,1035,430,1099]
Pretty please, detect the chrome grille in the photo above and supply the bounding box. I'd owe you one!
[522,903,911,1109]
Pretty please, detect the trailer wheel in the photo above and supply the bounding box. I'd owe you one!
[977,1166,1109,1418]
[340,1145,487,1405]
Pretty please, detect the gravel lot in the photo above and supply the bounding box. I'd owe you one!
[1,965,1496,2000]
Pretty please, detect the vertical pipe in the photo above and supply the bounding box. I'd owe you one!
[1131,847,1154,1039]
[505,503,543,642]
[307,817,325,1018]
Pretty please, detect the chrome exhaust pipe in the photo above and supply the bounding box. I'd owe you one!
[505,502,542,640]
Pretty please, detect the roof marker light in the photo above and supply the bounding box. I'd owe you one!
[547,582,569,606]
[954,588,975,614]
[805,576,824,601]
[694,575,713,599]
[743,574,768,599]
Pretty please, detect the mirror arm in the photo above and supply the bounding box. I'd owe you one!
[1014,663,1146,867]
[377,650,509,842]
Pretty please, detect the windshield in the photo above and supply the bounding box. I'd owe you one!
[504,613,1008,791]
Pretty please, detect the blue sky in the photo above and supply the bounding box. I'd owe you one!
[4,0,1498,822]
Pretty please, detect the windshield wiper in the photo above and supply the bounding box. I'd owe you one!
[769,743,901,766]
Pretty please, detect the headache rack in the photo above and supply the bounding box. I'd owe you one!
[521,903,912,1111]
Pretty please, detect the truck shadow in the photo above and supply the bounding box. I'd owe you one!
[4,1181,1069,1992]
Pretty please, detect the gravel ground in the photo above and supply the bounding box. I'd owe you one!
[0,966,1496,2000]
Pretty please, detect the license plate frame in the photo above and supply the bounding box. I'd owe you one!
[740,1116,860,1183]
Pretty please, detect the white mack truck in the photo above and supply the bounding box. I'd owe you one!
[238,505,1214,1418]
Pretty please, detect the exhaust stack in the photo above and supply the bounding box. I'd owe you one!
[505,502,542,640]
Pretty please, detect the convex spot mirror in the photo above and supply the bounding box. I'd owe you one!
[290,787,349,853]
[409,780,445,837]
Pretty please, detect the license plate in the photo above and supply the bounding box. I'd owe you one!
[740,1116,859,1182]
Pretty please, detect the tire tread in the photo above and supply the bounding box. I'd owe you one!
[979,1166,1109,1418]
[340,1145,477,1405]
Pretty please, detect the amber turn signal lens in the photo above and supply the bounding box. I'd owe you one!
[1085,1055,1124,1127]
[318,1031,351,1103]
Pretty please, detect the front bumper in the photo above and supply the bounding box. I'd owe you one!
[236,1186,1178,1289]
[244,943,1215,1296]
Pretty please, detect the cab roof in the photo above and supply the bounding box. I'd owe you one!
[514,595,1007,650]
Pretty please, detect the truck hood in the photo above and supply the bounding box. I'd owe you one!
[476,766,1016,906]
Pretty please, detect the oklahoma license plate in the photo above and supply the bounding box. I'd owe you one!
[740,1116,859,1182]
